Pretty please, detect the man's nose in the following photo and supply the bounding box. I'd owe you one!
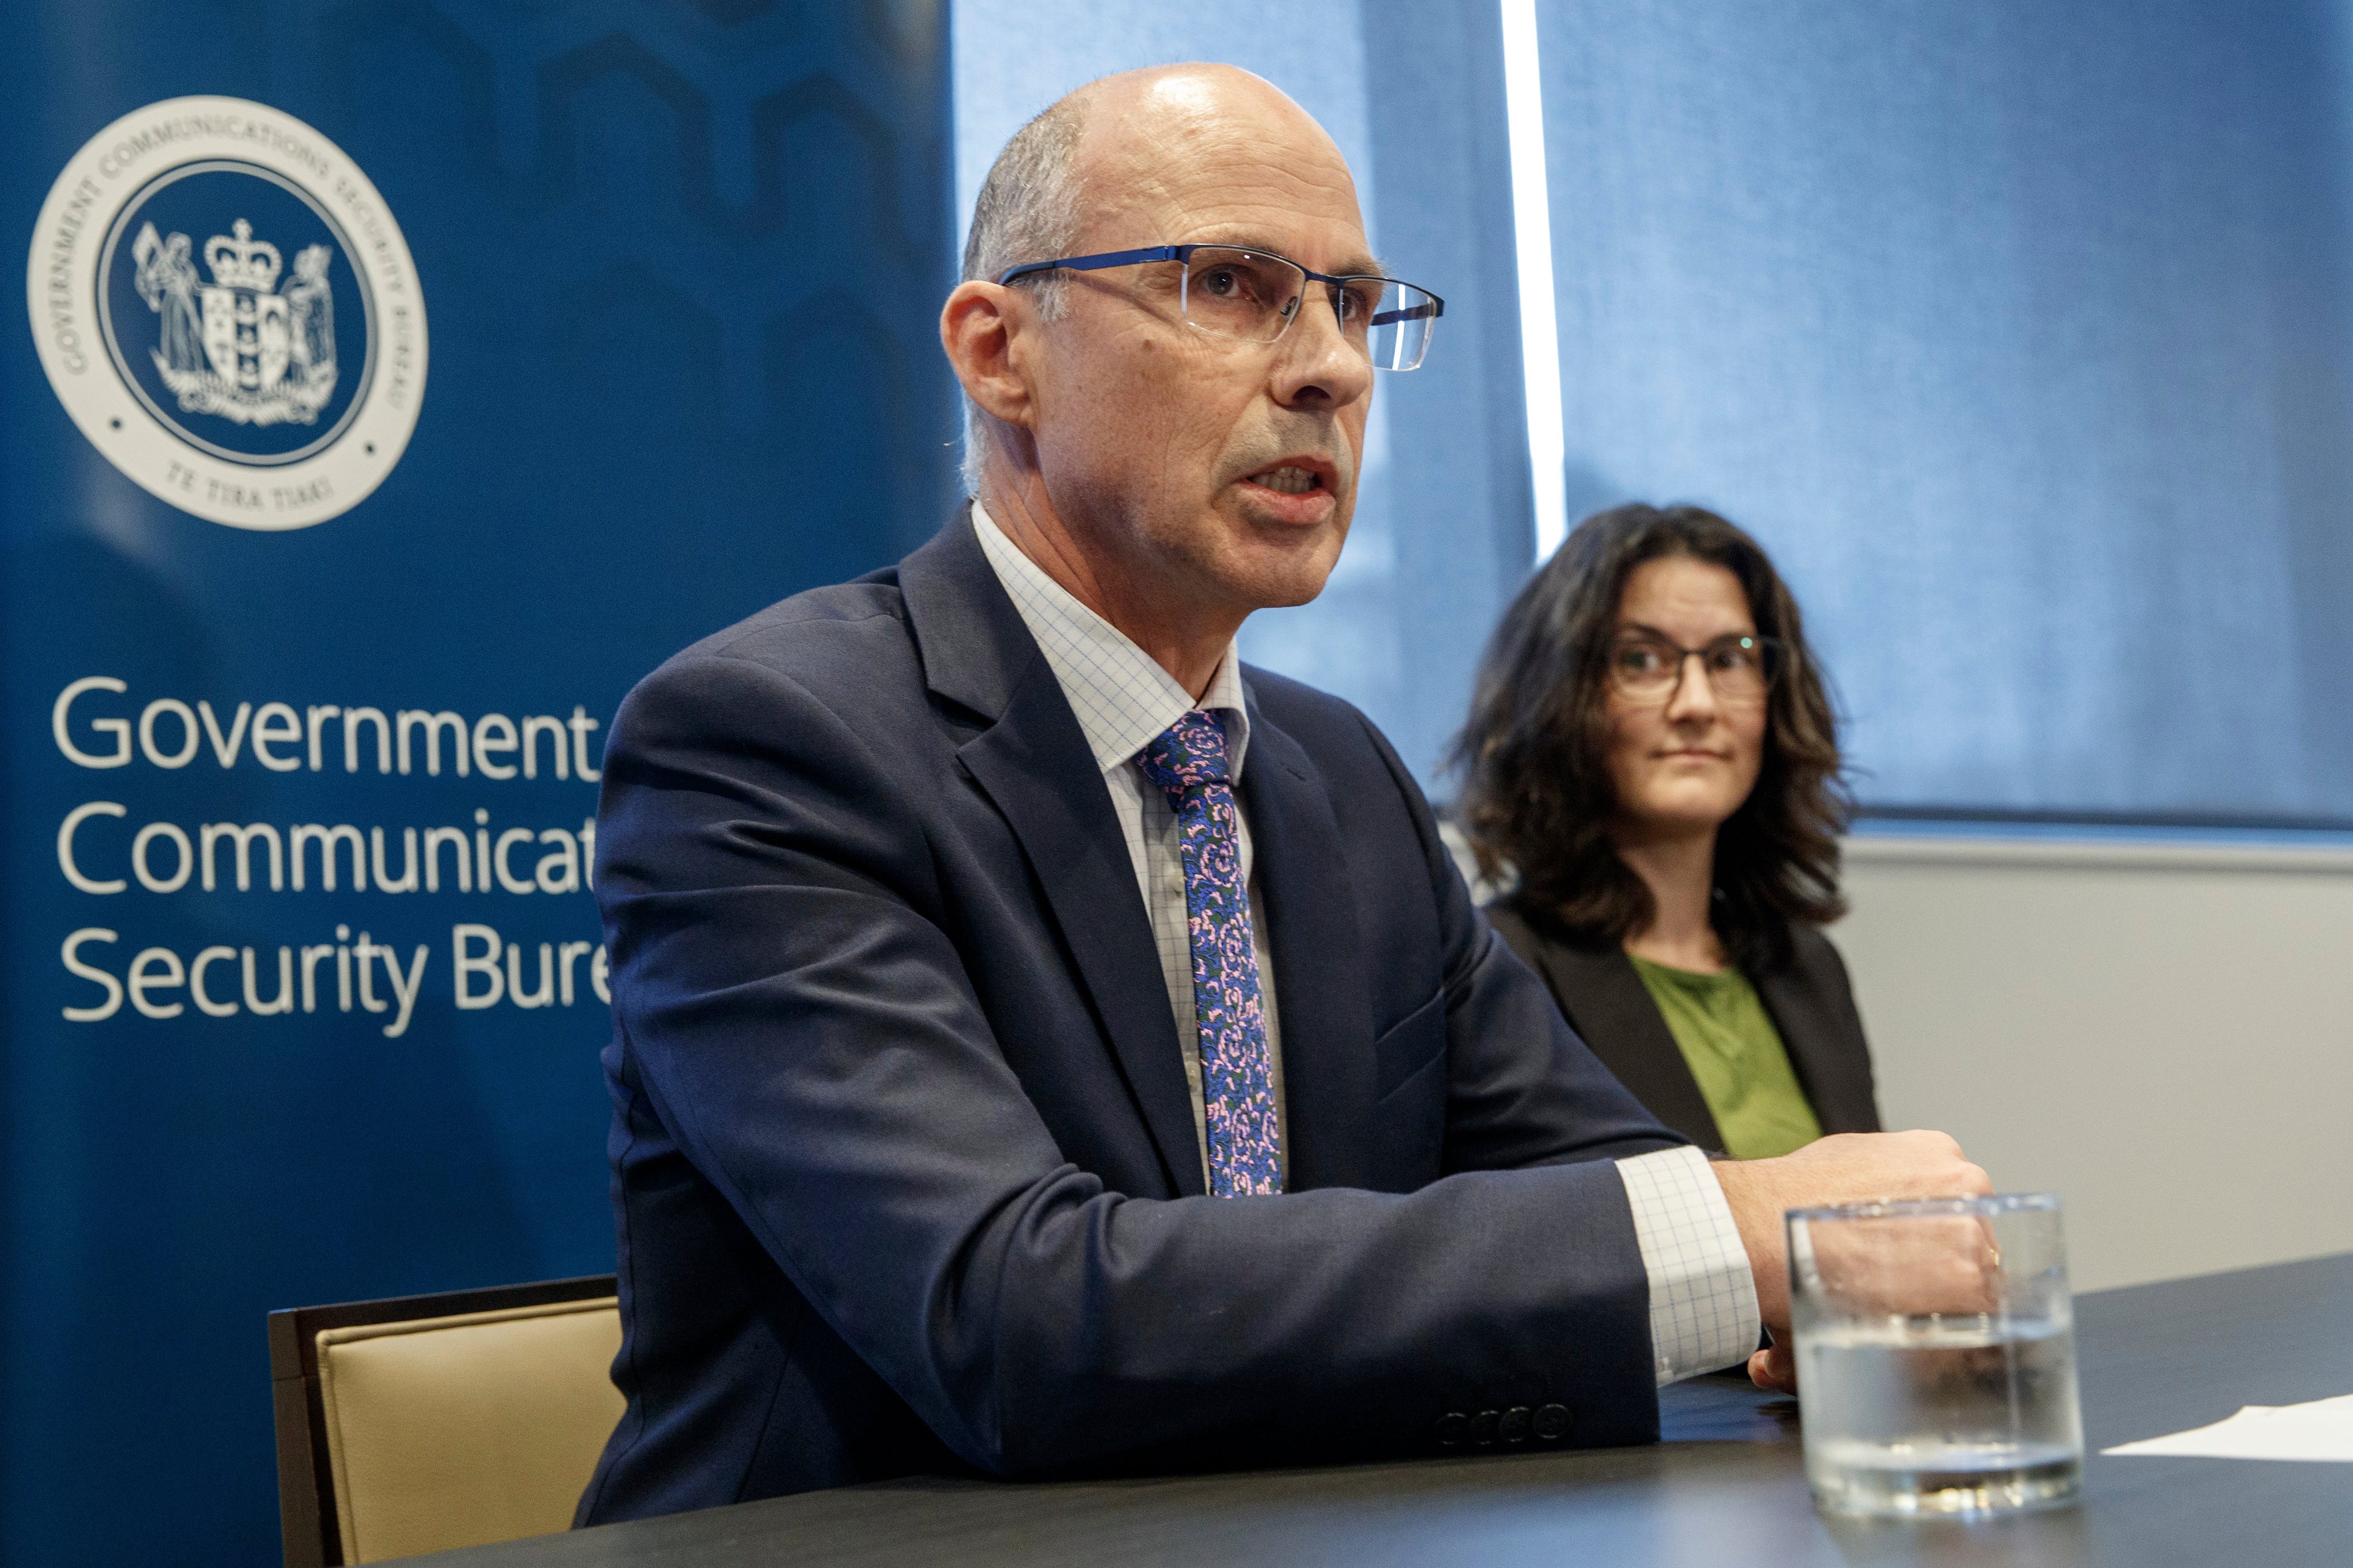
[1270,290,1374,408]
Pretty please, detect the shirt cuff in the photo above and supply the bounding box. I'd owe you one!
[1615,1144,1763,1386]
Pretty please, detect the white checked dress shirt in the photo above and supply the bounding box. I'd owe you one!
[971,501,1759,1383]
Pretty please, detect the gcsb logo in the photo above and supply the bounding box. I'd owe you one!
[27,97,426,530]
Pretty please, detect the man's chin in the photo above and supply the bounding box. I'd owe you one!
[1248,573,1334,611]
[1209,503,1349,610]
[1222,536,1347,612]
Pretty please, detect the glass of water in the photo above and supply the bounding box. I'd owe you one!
[1788,1193,2083,1517]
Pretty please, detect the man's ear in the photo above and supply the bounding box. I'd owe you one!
[940,281,1035,431]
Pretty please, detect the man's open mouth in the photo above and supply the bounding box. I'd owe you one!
[1247,464,1326,496]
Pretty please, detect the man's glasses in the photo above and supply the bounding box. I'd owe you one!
[997,245,1444,371]
[1606,632,1784,705]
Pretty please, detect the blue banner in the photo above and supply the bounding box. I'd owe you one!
[2,5,954,1563]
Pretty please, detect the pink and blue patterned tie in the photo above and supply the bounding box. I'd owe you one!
[1135,711,1281,1197]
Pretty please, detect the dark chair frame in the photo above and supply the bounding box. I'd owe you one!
[268,1275,618,1568]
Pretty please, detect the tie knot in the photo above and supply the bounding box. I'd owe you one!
[1135,710,1231,805]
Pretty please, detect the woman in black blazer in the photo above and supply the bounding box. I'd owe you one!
[1451,503,1879,1157]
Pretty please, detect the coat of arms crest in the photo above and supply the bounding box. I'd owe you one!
[35,95,425,528]
[131,216,337,427]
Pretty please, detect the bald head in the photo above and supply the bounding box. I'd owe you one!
[961,64,1361,292]
[1065,64,1358,220]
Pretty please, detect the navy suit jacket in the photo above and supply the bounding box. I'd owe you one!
[577,510,1688,1524]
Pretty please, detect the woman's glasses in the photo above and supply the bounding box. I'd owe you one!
[1606,632,1783,705]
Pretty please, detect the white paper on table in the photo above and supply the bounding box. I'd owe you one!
[2102,1392,2353,1461]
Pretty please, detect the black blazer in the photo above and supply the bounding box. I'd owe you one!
[1485,900,1881,1155]
[577,509,1689,1523]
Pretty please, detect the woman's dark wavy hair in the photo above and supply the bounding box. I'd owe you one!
[1449,503,1850,972]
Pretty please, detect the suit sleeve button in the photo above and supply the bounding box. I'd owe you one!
[1533,1403,1571,1440]
[1499,1406,1532,1443]
[1435,1412,1468,1447]
[1468,1409,1499,1446]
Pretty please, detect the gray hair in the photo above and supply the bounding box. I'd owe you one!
[959,96,1088,495]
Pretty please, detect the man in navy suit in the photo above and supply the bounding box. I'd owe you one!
[577,64,1985,1524]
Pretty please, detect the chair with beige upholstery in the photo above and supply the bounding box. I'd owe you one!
[268,1275,624,1566]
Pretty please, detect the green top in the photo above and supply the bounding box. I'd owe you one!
[1627,954,1823,1160]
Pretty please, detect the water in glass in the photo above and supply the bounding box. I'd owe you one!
[1789,1194,2084,1518]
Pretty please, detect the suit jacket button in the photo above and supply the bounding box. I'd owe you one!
[1435,1412,1469,1447]
[1469,1409,1499,1446]
[1499,1406,1532,1443]
[1533,1403,1571,1441]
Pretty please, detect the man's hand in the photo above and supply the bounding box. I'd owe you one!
[1711,1131,1991,1392]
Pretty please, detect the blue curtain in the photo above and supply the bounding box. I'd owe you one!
[960,2,2353,823]
[1534,0,2353,825]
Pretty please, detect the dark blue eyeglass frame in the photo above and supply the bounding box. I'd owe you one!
[995,244,1446,332]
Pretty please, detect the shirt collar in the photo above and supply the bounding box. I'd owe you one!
[971,499,1251,780]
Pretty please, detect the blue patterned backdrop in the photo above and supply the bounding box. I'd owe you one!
[0,4,955,1563]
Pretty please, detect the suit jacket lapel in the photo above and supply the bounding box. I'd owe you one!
[902,512,1207,1197]
[1526,933,1726,1154]
[1753,949,1876,1135]
[1237,703,1377,1193]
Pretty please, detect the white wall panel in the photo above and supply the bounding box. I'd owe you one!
[1838,837,2353,1291]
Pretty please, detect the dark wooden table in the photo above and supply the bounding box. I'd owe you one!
[411,1253,2353,1566]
